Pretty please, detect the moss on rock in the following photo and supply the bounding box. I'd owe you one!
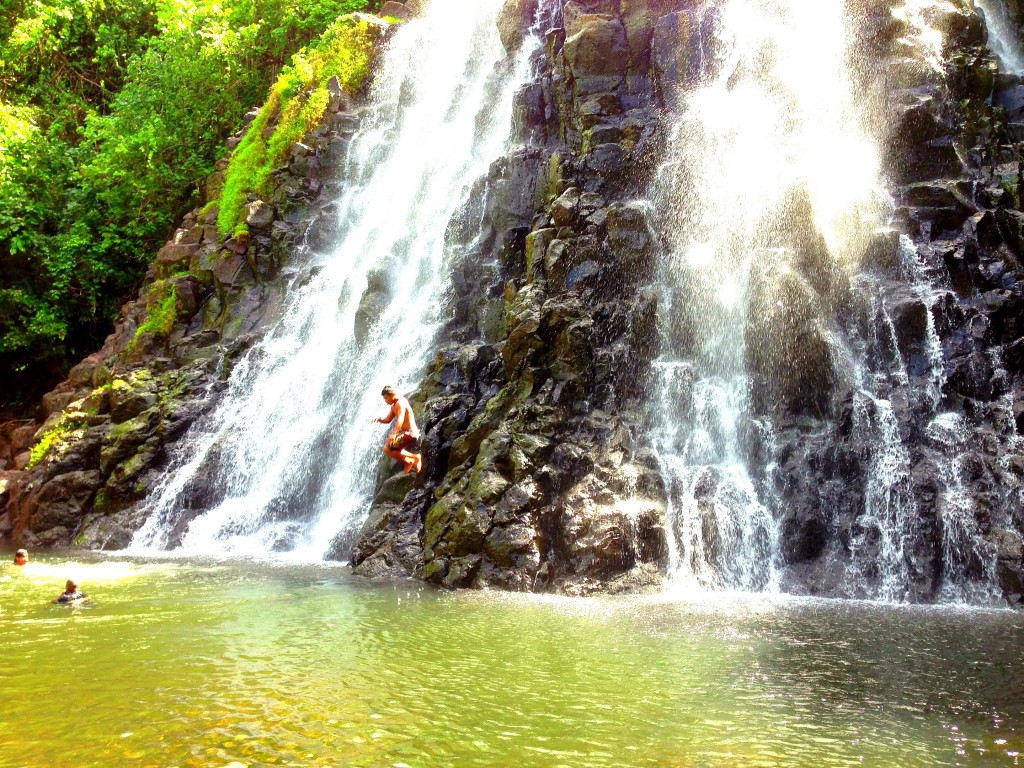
[216,15,384,236]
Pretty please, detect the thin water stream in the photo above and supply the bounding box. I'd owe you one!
[976,0,1024,74]
[1,553,1022,767]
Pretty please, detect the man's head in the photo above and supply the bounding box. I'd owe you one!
[65,579,79,593]
[381,385,397,404]
[13,549,27,566]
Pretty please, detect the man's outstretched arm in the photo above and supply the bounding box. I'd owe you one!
[372,406,397,425]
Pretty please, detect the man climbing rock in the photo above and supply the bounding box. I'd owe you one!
[372,385,422,474]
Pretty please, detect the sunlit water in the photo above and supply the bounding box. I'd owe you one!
[2,553,1022,767]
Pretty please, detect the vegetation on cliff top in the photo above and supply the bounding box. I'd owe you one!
[217,14,379,236]
[0,0,379,414]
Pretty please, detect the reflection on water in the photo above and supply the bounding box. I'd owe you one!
[1,553,1022,767]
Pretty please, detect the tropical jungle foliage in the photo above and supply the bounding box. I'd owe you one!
[0,0,379,413]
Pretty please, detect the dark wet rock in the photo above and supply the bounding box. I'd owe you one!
[780,505,829,564]
[651,11,693,108]
[12,470,102,547]
[991,528,1024,598]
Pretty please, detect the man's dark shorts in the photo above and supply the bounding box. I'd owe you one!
[386,430,418,451]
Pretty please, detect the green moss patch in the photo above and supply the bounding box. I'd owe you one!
[133,280,180,346]
[216,15,381,236]
[27,415,88,469]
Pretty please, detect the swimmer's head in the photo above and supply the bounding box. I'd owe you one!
[65,579,79,593]
[381,385,397,404]
[13,549,27,566]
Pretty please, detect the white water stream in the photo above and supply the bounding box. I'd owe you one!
[651,0,886,592]
[649,0,1013,601]
[975,0,1024,74]
[132,0,539,558]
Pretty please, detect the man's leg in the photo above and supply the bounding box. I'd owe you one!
[399,449,422,473]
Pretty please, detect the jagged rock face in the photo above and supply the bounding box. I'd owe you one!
[351,0,672,593]
[765,0,1024,603]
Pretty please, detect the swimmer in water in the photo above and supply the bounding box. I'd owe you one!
[53,579,87,605]
[13,549,27,566]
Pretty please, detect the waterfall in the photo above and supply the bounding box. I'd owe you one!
[131,0,539,558]
[651,0,1018,602]
[651,0,887,591]
[975,0,1024,74]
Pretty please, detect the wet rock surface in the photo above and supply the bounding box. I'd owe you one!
[766,0,1024,603]
[351,0,671,592]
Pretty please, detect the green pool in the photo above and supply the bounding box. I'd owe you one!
[1,552,1021,767]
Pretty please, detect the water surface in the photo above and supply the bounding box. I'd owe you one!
[1,553,1021,767]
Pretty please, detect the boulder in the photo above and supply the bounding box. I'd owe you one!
[155,242,201,276]
[245,200,275,229]
[109,379,158,424]
[379,1,412,20]
[483,523,540,570]
[780,505,829,564]
[14,470,102,545]
[605,202,654,278]
[100,408,160,476]
[745,268,836,418]
[498,0,537,52]
[619,0,680,74]
[563,14,630,95]
[652,11,693,108]
[560,490,667,579]
[550,187,581,227]
[990,528,1024,599]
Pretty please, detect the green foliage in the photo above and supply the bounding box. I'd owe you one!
[133,280,179,344]
[0,0,380,413]
[26,414,88,469]
[216,15,378,235]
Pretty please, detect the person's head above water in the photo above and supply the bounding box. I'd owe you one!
[64,579,79,594]
[13,549,27,566]
[381,385,397,404]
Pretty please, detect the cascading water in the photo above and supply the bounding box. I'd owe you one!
[975,0,1024,74]
[650,0,887,592]
[131,0,539,558]
[652,0,1020,602]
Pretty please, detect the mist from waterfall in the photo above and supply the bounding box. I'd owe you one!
[131,0,538,558]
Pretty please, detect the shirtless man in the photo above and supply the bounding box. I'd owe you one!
[372,385,423,474]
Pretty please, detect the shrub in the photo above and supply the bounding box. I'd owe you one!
[216,14,379,235]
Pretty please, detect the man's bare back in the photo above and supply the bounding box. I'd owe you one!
[373,385,423,474]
